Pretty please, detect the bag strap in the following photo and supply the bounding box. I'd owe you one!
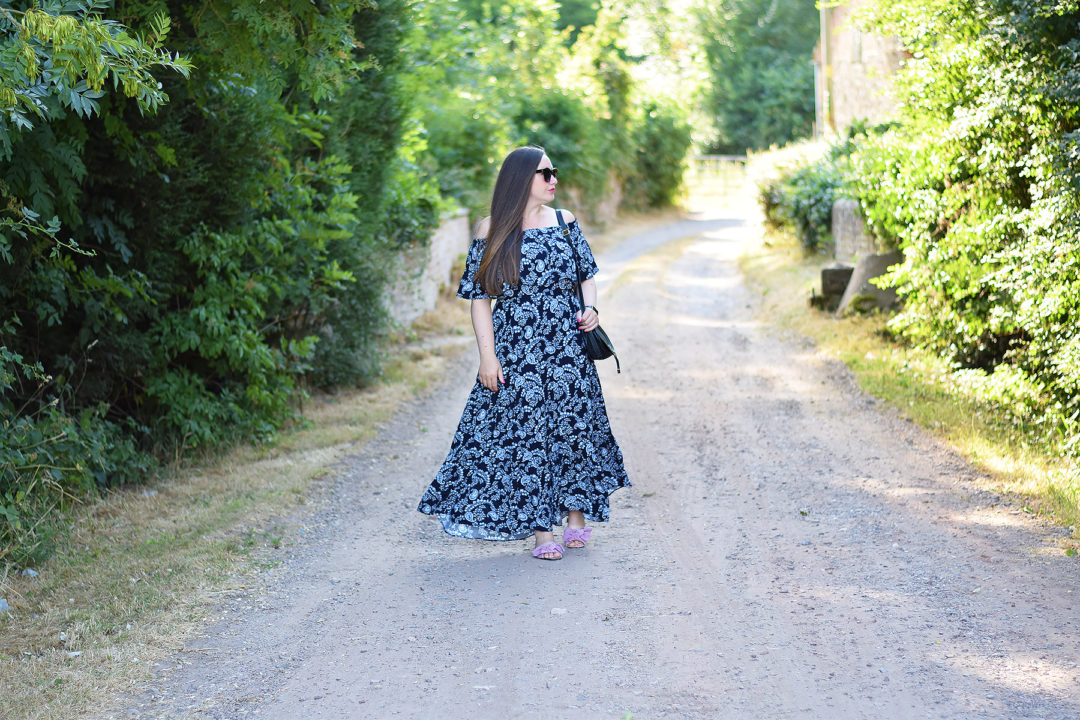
[557,210,620,373]
[555,208,570,236]
[556,210,587,309]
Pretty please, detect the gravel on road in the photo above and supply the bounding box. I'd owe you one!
[98,209,1080,720]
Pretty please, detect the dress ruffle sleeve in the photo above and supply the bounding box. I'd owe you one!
[457,236,493,299]
[568,221,598,281]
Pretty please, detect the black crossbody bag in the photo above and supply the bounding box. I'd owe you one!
[556,210,621,373]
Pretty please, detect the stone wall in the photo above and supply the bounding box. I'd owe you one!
[385,210,472,327]
[560,171,622,230]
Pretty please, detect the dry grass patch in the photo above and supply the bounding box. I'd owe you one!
[739,226,1080,544]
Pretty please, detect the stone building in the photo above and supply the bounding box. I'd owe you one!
[814,1,903,135]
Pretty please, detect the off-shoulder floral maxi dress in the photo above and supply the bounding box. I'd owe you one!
[417,219,630,540]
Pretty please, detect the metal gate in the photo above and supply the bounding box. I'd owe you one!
[687,154,749,203]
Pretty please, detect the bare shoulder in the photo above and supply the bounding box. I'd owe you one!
[558,208,577,224]
[475,216,491,238]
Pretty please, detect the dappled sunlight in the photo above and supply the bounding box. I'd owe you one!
[1032,544,1073,558]
[597,256,669,290]
[605,385,677,402]
[946,509,1033,531]
[687,235,748,258]
[678,367,734,384]
[968,447,1063,496]
[817,471,1075,562]
[946,651,1080,699]
[650,286,749,306]
[781,580,1080,705]
[662,271,742,292]
[793,583,916,611]
[669,314,750,329]
[878,485,944,501]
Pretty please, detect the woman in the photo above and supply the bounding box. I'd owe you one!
[417,146,630,560]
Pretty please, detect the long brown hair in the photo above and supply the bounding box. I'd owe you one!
[476,146,545,296]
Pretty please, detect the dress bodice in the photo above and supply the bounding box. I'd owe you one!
[456,221,599,302]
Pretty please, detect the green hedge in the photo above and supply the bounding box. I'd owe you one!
[625,102,695,208]
[851,0,1080,456]
[0,0,419,562]
[759,158,843,253]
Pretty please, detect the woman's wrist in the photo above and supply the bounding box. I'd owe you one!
[584,304,598,315]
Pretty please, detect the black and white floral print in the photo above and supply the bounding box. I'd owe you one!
[417,219,630,540]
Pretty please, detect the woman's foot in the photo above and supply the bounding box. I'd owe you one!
[564,511,591,548]
[533,531,563,560]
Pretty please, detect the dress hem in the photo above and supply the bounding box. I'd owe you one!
[422,488,628,541]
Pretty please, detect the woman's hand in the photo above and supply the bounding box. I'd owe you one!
[577,278,599,333]
[478,353,505,392]
[470,299,502,392]
[576,307,599,333]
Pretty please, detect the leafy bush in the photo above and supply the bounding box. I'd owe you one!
[624,101,694,208]
[1,337,154,565]
[0,0,414,563]
[0,406,153,564]
[310,141,442,388]
[515,89,610,209]
[0,2,191,564]
[758,122,899,251]
[845,0,1080,456]
[310,0,443,388]
[759,156,843,252]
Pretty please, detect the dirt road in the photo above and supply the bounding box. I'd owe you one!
[102,210,1080,719]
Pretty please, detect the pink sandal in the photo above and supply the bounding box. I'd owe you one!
[532,542,564,560]
[563,526,592,549]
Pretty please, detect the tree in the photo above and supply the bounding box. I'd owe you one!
[1,0,191,564]
[697,0,818,153]
[0,1,191,237]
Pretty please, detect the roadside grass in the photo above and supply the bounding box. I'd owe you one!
[0,209,677,719]
[739,226,1080,550]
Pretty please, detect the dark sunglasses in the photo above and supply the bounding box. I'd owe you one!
[535,168,559,182]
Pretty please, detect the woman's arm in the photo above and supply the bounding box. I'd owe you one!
[471,298,504,392]
[561,209,599,332]
[576,277,599,332]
